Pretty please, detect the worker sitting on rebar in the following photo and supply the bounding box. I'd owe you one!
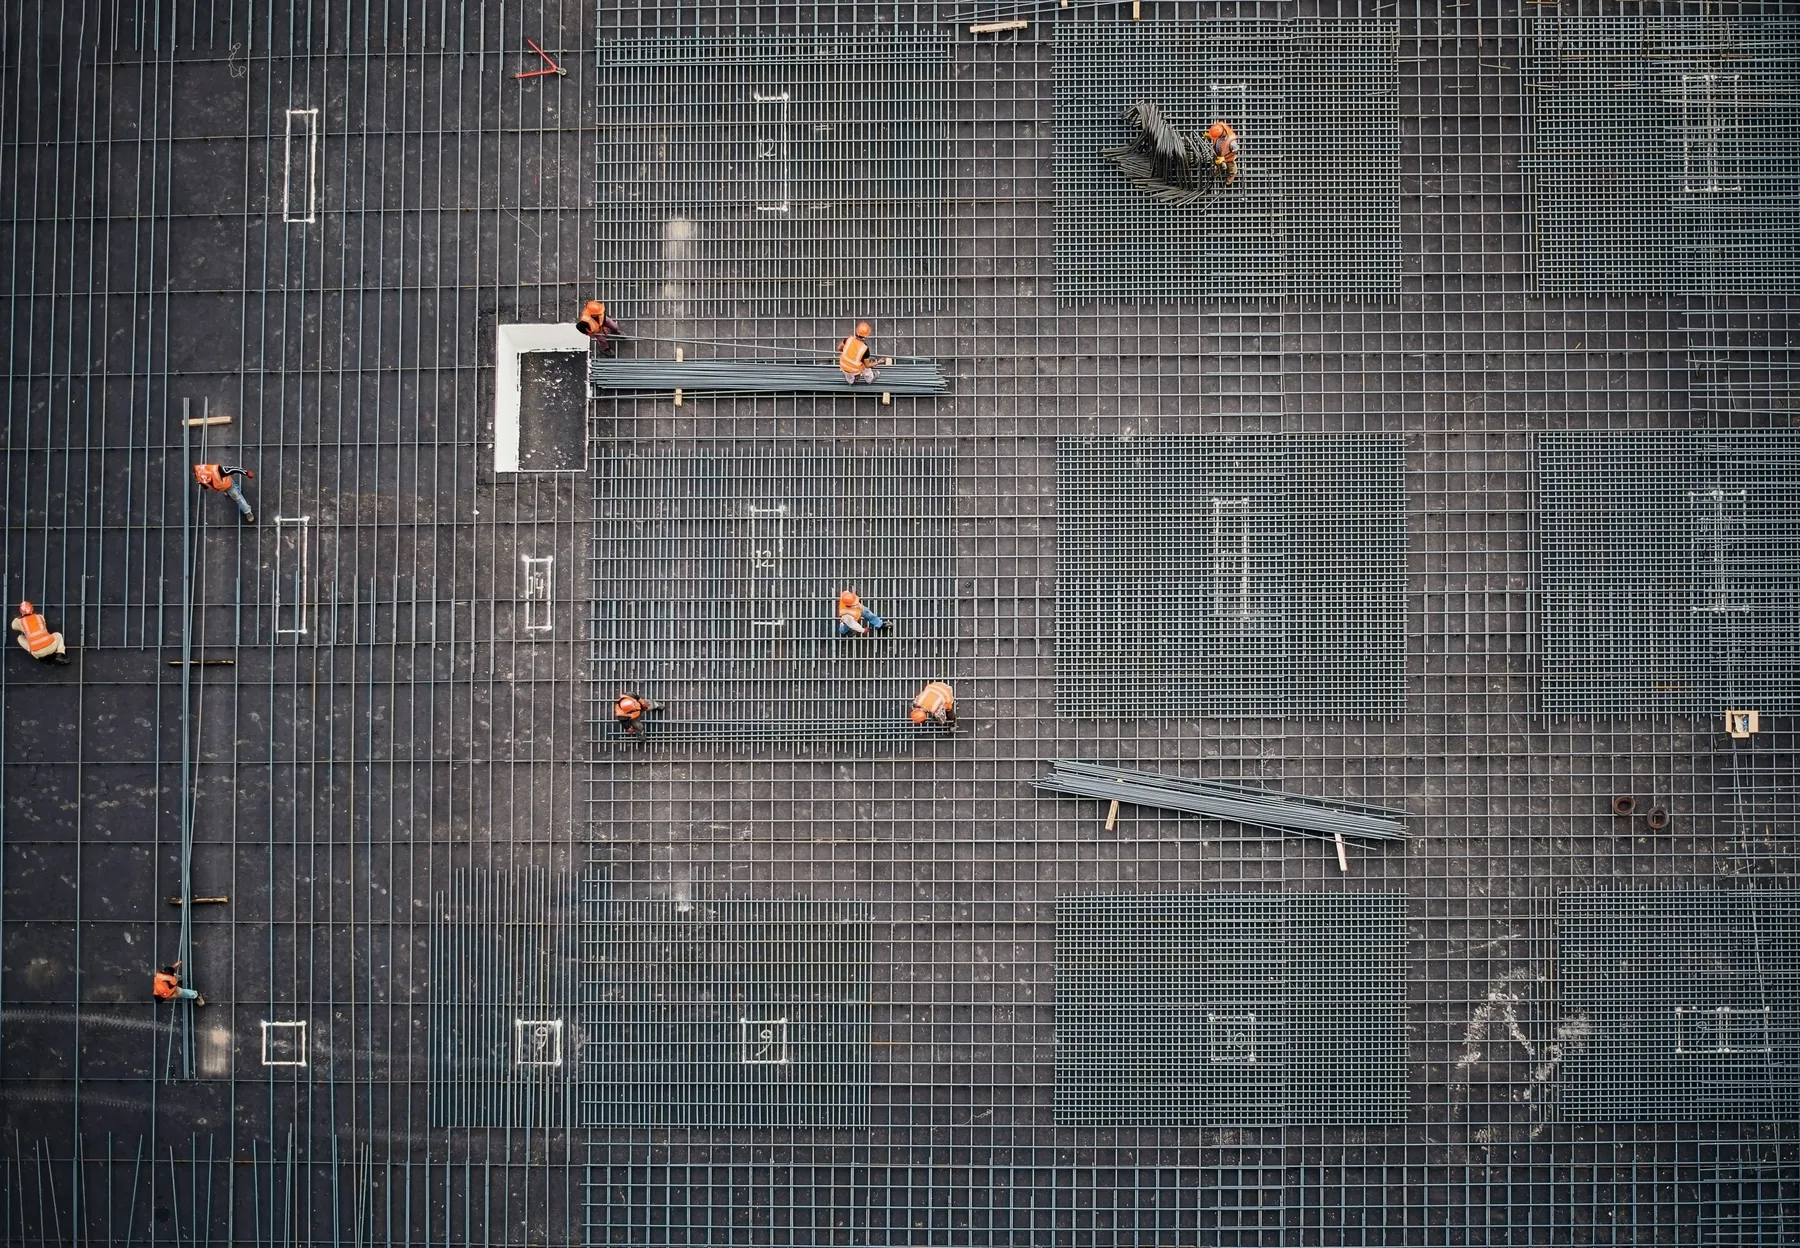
[837,322,891,385]
[12,600,70,665]
[152,960,205,1006]
[1206,121,1240,185]
[193,463,256,524]
[910,680,956,729]
[613,692,664,736]
[576,300,622,354]
[836,590,888,637]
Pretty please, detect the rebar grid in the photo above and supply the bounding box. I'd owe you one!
[1540,430,1800,715]
[1055,893,1408,1127]
[2,1,1800,1245]
[1056,434,1407,718]
[593,35,950,319]
[1053,20,1399,302]
[1524,13,1800,295]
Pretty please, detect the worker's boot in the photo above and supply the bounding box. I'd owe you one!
[195,995,206,1006]
[50,651,71,666]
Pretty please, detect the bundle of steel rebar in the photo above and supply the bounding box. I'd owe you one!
[588,359,948,396]
[1035,761,1410,842]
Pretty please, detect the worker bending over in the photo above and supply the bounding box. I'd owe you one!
[13,601,69,664]
[577,300,622,353]
[1206,122,1239,185]
[152,960,205,1006]
[193,464,256,523]
[836,590,888,636]
[911,680,957,729]
[613,692,664,736]
[837,322,891,385]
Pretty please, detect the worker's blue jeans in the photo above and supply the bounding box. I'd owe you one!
[223,481,253,520]
[173,986,199,1001]
[838,610,884,635]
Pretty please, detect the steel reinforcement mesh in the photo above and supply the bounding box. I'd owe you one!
[1555,889,1800,1123]
[4,1,1800,1246]
[1054,892,1408,1127]
[587,442,958,746]
[1524,14,1800,295]
[593,35,951,319]
[1540,430,1800,715]
[1056,434,1408,718]
[1052,20,1399,302]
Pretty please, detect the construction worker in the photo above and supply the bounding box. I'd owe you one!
[837,322,891,385]
[1206,121,1239,185]
[152,960,205,1006]
[576,300,622,354]
[910,680,956,729]
[12,601,69,664]
[836,590,888,636]
[613,692,664,735]
[193,463,256,523]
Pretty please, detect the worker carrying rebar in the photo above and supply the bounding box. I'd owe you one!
[910,680,956,729]
[193,463,256,524]
[613,692,664,736]
[576,300,622,354]
[836,590,888,636]
[12,601,70,664]
[1206,121,1240,185]
[152,960,205,1006]
[837,322,892,385]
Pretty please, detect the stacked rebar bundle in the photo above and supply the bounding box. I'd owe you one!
[588,358,949,396]
[1035,761,1410,843]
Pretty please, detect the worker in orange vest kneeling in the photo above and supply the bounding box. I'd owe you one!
[614,692,664,736]
[12,601,69,664]
[838,322,892,385]
[910,680,956,729]
[152,960,205,1006]
[577,300,622,354]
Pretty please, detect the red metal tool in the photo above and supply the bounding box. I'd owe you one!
[514,38,566,79]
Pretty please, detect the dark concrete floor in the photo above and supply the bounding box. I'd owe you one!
[3,1,1798,1244]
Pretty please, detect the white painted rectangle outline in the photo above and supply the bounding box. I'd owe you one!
[740,1016,789,1065]
[494,323,590,473]
[1679,73,1742,195]
[273,517,312,636]
[747,504,788,628]
[751,92,791,213]
[1676,1004,1772,1054]
[521,555,554,634]
[513,1018,564,1067]
[283,108,319,224]
[261,1020,308,1067]
[1211,497,1252,620]
[1207,1012,1258,1065]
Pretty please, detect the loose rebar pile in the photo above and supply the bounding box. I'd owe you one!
[587,358,949,396]
[1036,761,1410,843]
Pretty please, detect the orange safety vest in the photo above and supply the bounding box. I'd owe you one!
[838,593,864,626]
[15,612,57,657]
[152,971,181,1000]
[838,334,871,375]
[914,681,954,720]
[1211,124,1239,162]
[578,300,610,335]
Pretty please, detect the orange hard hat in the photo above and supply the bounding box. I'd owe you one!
[616,695,641,713]
[910,706,928,723]
[838,590,858,606]
[18,601,33,616]
[1207,122,1228,140]
[855,322,872,337]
